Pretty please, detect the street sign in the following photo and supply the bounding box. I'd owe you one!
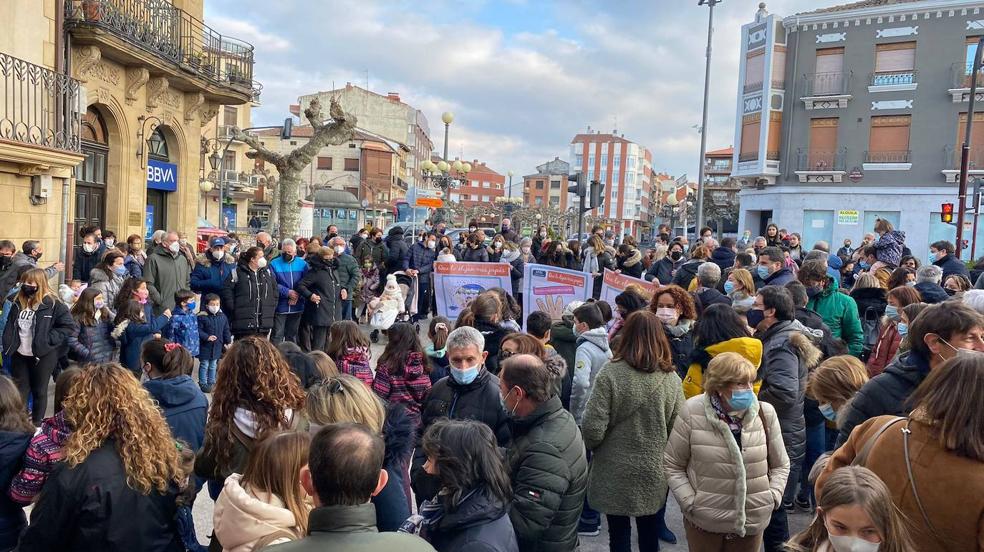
[416,197,443,208]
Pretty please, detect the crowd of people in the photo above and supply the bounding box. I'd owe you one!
[0,216,981,552]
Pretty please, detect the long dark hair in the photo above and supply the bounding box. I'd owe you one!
[72,287,111,327]
[0,375,34,433]
[693,304,750,348]
[115,277,149,313]
[113,299,145,326]
[141,338,194,378]
[377,323,428,376]
[612,311,673,373]
[421,419,512,510]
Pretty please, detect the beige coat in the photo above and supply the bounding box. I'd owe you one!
[213,474,303,552]
[664,394,789,537]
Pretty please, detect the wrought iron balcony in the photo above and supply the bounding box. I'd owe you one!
[801,71,852,97]
[796,148,846,171]
[869,70,916,87]
[864,150,910,164]
[942,144,984,170]
[951,62,979,89]
[0,52,82,153]
[65,0,255,95]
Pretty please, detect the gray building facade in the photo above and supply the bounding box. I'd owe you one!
[733,0,984,260]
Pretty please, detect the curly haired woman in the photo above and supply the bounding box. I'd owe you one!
[18,363,186,551]
[195,337,306,504]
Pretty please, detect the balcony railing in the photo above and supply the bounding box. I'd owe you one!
[951,62,980,89]
[870,70,917,87]
[738,152,758,162]
[0,52,82,153]
[796,148,846,171]
[942,145,984,170]
[743,80,763,94]
[64,0,255,93]
[864,150,910,164]
[802,71,851,96]
[766,150,781,161]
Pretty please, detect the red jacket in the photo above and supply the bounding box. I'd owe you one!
[866,321,901,377]
[372,352,431,423]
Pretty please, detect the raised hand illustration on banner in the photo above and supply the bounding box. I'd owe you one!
[535,295,566,320]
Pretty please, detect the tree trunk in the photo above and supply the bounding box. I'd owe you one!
[279,172,301,239]
[268,178,280,238]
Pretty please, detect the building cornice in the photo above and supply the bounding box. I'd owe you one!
[784,0,984,28]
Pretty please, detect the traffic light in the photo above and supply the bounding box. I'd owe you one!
[589,179,605,210]
[567,172,584,197]
[941,202,954,223]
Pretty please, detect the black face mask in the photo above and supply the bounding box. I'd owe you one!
[21,285,38,296]
[670,250,683,261]
[946,288,958,296]
[281,253,294,263]
[374,236,382,243]
[328,233,338,239]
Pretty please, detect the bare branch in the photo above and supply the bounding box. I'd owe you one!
[304,98,326,132]
[234,129,286,168]
[287,97,357,170]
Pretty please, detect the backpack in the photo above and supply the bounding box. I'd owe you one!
[859,306,881,362]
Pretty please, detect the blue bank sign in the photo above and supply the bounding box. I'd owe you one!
[147,159,178,192]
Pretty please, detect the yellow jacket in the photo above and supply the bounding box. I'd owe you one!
[682,337,763,399]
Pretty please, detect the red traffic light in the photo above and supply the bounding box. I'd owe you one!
[941,203,954,223]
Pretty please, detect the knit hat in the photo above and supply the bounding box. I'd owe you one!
[563,300,585,318]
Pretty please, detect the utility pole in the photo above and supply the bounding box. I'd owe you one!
[957,35,984,259]
[695,0,720,238]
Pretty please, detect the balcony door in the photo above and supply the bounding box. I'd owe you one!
[76,107,108,230]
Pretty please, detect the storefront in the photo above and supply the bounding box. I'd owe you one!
[146,128,177,238]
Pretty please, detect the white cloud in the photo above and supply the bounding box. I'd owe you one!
[206,15,291,52]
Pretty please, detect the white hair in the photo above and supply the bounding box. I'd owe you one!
[697,261,721,287]
[281,238,296,249]
[447,326,485,353]
[964,290,984,314]
[916,264,942,284]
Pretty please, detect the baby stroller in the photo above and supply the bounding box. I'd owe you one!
[368,271,420,343]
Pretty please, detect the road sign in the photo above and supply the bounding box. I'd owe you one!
[416,197,443,208]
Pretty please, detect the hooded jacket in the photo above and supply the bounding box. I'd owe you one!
[671,260,702,290]
[355,237,388,269]
[849,287,887,321]
[933,253,971,281]
[0,429,32,550]
[296,256,341,327]
[71,245,101,283]
[683,337,763,399]
[499,249,525,297]
[806,279,864,356]
[8,411,72,505]
[665,395,789,537]
[223,264,278,335]
[88,268,125,314]
[710,246,736,273]
[756,319,823,464]
[461,244,490,263]
[191,252,237,297]
[212,474,302,552]
[616,248,643,278]
[872,230,906,266]
[334,252,360,296]
[423,488,518,552]
[914,281,949,304]
[409,242,438,282]
[268,254,309,314]
[372,351,431,420]
[548,320,576,411]
[162,307,199,357]
[143,375,208,452]
[385,227,410,272]
[568,326,612,426]
[113,305,170,373]
[197,309,232,361]
[2,295,75,359]
[144,246,192,314]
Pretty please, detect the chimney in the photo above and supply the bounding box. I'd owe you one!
[387,92,401,102]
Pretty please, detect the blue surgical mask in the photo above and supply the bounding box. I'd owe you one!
[186,302,196,311]
[451,364,479,385]
[858,261,871,270]
[113,265,127,276]
[819,403,837,422]
[897,322,908,337]
[724,281,735,294]
[756,265,770,280]
[885,305,899,321]
[728,389,755,413]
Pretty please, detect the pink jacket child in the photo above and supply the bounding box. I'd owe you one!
[8,411,71,505]
[337,346,373,387]
[372,351,431,424]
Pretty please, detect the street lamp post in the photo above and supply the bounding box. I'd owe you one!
[199,180,214,220]
[957,35,984,259]
[694,0,721,240]
[507,170,514,202]
[441,112,453,165]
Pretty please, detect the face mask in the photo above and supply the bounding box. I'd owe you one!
[746,308,765,328]
[945,287,957,296]
[179,239,188,246]
[131,243,142,251]
[896,322,908,337]
[257,257,268,269]
[427,241,436,250]
[374,236,383,243]
[83,243,97,253]
[168,242,181,254]
[521,246,531,254]
[21,285,38,296]
[186,301,196,311]
[135,289,149,304]
[655,307,678,324]
[113,265,127,276]
[827,533,881,552]
[539,232,546,238]
[451,364,479,385]
[33,251,43,261]
[334,245,345,255]
[724,281,736,294]
[499,388,518,417]
[819,403,837,421]
[207,305,220,314]
[756,265,771,280]
[212,249,224,261]
[469,227,477,233]
[905,281,916,287]
[727,389,755,413]
[930,250,940,260]
[806,285,823,299]
[572,323,583,337]
[493,242,502,249]
[104,238,115,248]
[858,261,871,270]
[94,299,106,310]
[501,225,509,232]
[670,250,683,261]
[885,305,899,321]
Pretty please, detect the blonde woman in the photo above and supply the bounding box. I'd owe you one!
[1,268,75,423]
[807,355,869,431]
[213,432,312,550]
[306,374,413,532]
[18,363,186,550]
[664,352,790,551]
[725,268,756,312]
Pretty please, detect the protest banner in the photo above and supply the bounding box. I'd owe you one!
[522,263,592,328]
[434,262,512,320]
[598,269,658,307]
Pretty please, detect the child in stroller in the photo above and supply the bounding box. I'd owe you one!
[367,272,419,342]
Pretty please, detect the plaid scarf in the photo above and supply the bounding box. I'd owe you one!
[710,393,743,444]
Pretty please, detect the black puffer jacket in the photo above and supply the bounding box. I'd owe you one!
[475,319,510,375]
[2,296,75,359]
[424,488,518,552]
[385,227,410,273]
[645,257,676,285]
[297,256,341,328]
[505,396,588,552]
[755,320,822,464]
[671,260,701,289]
[222,264,277,335]
[18,441,183,552]
[850,287,887,321]
[460,245,489,263]
[67,319,117,364]
[836,350,929,447]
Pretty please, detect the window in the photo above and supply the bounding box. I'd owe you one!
[868,115,911,163]
[535,180,544,189]
[550,181,560,189]
[744,50,765,92]
[601,154,608,167]
[600,171,606,184]
[535,197,543,206]
[873,42,916,85]
[344,158,360,171]
[813,48,844,95]
[613,156,620,168]
[767,114,782,161]
[450,193,460,202]
[348,143,357,148]
[471,180,480,187]
[588,155,595,168]
[495,183,501,189]
[588,170,594,181]
[956,113,984,166]
[808,118,839,169]
[575,154,583,166]
[772,48,786,88]
[740,114,761,162]
[223,106,237,126]
[223,151,236,172]
[482,195,490,202]
[482,181,490,188]
[317,156,332,170]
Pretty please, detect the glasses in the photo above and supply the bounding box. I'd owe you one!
[499,349,516,360]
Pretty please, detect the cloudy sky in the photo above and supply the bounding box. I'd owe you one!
[206,0,819,189]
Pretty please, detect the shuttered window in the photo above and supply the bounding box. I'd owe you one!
[317,156,332,170]
[868,116,911,162]
[745,51,765,90]
[772,49,786,88]
[344,158,360,171]
[875,42,916,72]
[739,114,761,161]
[809,118,839,168]
[767,114,782,160]
[814,48,845,95]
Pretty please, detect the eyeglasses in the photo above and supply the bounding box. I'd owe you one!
[500,349,515,360]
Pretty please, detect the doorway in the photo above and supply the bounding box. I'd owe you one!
[76,108,108,230]
[146,189,167,239]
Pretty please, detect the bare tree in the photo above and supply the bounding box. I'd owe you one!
[234,97,356,239]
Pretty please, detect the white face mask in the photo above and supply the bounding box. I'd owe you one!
[207,305,220,314]
[212,249,224,261]
[83,243,97,253]
[427,240,436,250]
[522,246,531,254]
[827,533,881,552]
[655,307,679,324]
[104,238,115,248]
[168,241,181,254]
[334,245,345,255]
[256,256,267,269]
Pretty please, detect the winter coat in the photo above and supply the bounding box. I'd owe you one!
[474,319,510,376]
[499,250,524,297]
[412,369,511,504]
[143,375,208,452]
[460,245,489,263]
[268,254,308,315]
[223,265,278,335]
[664,321,696,379]
[505,396,588,552]
[423,488,519,552]
[645,257,677,285]
[162,308,199,357]
[548,320,576,411]
[836,350,929,447]
[334,252,360,295]
[71,246,101,283]
[849,287,887,321]
[144,247,192,314]
[671,260,702,290]
[872,230,905,266]
[355,239,387,270]
[212,474,302,552]
[67,318,117,364]
[758,267,796,288]
[8,411,71,505]
[755,320,822,464]
[0,252,58,301]
[818,415,984,552]
[934,253,971,281]
[2,296,75,359]
[0,429,31,551]
[375,403,415,532]
[866,320,901,378]
[385,228,411,273]
[17,440,183,552]
[373,351,431,421]
[568,327,612,426]
[695,287,732,314]
[913,281,949,304]
[806,279,864,357]
[112,307,170,373]
[337,347,373,387]
[583,246,615,298]
[191,253,237,298]
[582,360,683,517]
[664,395,789,537]
[409,243,438,283]
[197,310,231,361]
[683,337,763,399]
[709,247,736,273]
[124,253,145,279]
[258,503,435,552]
[616,249,643,278]
[88,268,125,315]
[297,257,341,328]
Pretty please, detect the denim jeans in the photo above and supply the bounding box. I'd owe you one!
[341,299,353,322]
[763,454,803,552]
[797,422,827,504]
[199,359,218,387]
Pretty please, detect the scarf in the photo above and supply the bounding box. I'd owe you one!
[398,489,479,536]
[663,318,694,338]
[709,392,743,444]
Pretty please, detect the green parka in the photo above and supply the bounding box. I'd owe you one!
[806,280,864,356]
